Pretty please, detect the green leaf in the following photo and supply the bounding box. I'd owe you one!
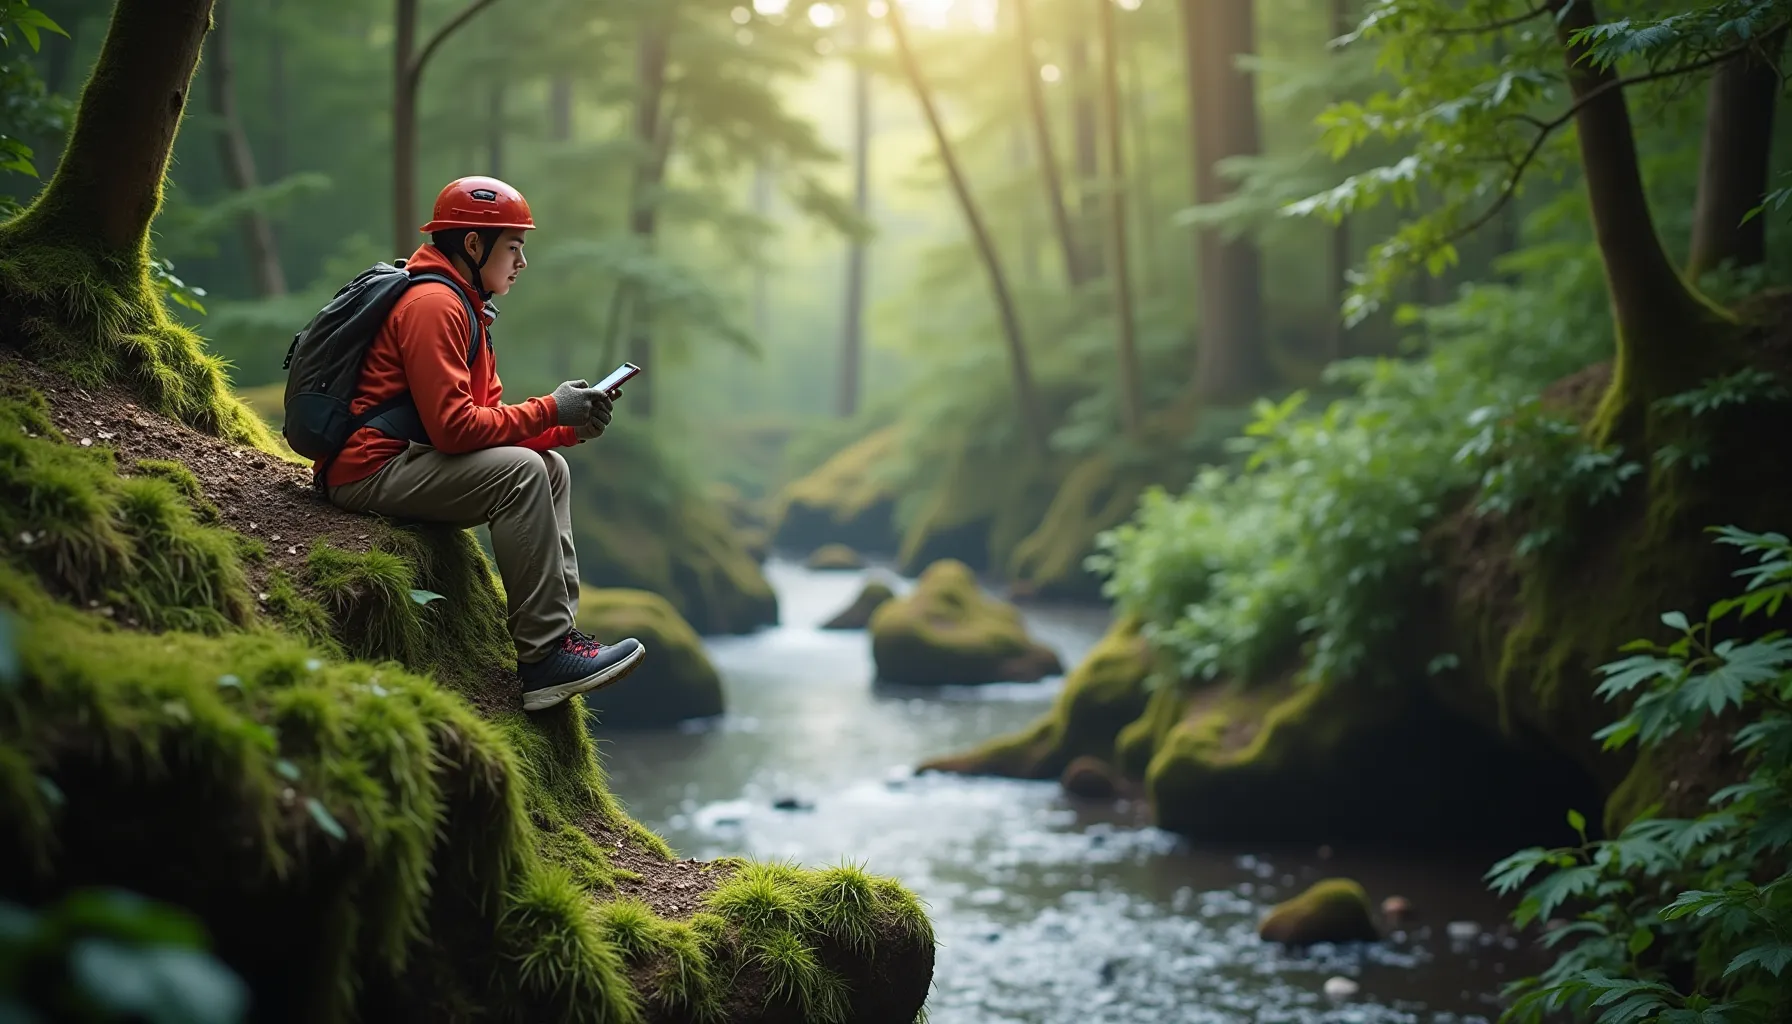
[305,798,346,842]
[274,760,301,783]
[1660,610,1690,632]
[1568,808,1587,836]
[69,940,247,1024]
[1626,926,1654,957]
[1723,942,1792,978]
[408,589,446,606]
[0,609,20,689]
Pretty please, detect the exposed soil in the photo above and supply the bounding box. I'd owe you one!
[3,355,377,607]
[578,808,731,921]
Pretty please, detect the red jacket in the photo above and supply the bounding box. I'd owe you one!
[322,244,576,488]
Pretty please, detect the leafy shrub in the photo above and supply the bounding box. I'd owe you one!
[1488,527,1792,1024]
[1092,262,1611,685]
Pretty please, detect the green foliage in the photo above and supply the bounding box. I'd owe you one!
[0,888,246,1024]
[1092,262,1609,684]
[0,0,65,207]
[1487,527,1792,1024]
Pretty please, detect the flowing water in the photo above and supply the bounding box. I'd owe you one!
[599,560,1543,1023]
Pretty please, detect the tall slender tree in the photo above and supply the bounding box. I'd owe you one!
[1064,8,1104,277]
[392,0,503,256]
[886,0,1046,453]
[208,0,286,296]
[1123,16,1158,293]
[1014,0,1087,287]
[1326,0,1350,359]
[1687,28,1785,280]
[838,0,872,417]
[1181,0,1271,400]
[1097,0,1142,435]
[619,12,675,417]
[267,0,287,180]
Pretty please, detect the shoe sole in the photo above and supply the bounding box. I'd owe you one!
[521,643,647,713]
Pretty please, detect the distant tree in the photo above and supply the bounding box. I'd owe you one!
[839,0,872,417]
[1688,27,1785,279]
[1014,0,1088,287]
[392,0,502,256]
[1180,0,1271,400]
[207,0,286,296]
[1097,0,1142,435]
[886,0,1046,453]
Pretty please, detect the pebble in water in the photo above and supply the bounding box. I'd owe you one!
[1323,976,1360,999]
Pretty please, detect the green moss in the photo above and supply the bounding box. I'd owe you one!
[1009,453,1183,601]
[894,444,1056,577]
[919,617,1151,778]
[0,403,251,632]
[1115,678,1186,779]
[772,426,901,554]
[132,458,221,524]
[1257,878,1379,946]
[869,559,1062,686]
[575,587,724,727]
[263,567,337,651]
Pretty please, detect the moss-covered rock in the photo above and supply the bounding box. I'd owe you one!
[772,426,901,555]
[1060,756,1122,799]
[821,580,895,631]
[567,425,778,636]
[918,617,1150,777]
[870,560,1062,686]
[1008,452,1188,602]
[1140,673,1598,845]
[805,543,865,571]
[576,587,724,728]
[1257,879,1379,946]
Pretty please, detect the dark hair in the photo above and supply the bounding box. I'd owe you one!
[431,227,504,264]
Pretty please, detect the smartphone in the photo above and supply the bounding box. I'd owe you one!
[594,362,641,396]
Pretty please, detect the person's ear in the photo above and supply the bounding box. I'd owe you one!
[462,230,483,264]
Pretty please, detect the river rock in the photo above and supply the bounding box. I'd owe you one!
[1060,756,1122,799]
[575,587,724,727]
[806,543,865,571]
[869,560,1063,685]
[1257,878,1380,946]
[1322,976,1360,999]
[821,580,895,630]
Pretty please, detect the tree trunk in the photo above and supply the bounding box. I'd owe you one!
[1687,28,1785,280]
[1097,0,1142,435]
[1065,21,1104,278]
[12,0,214,258]
[838,0,871,418]
[268,0,287,180]
[1181,0,1271,401]
[550,75,573,141]
[1326,0,1350,359]
[394,0,419,256]
[1014,0,1087,287]
[622,18,673,419]
[486,82,505,177]
[887,0,1046,453]
[752,160,771,340]
[392,0,502,255]
[1546,0,1730,440]
[1124,24,1158,294]
[208,0,287,297]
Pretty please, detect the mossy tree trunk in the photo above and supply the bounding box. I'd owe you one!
[1180,0,1271,401]
[1097,0,1143,436]
[1687,28,1785,280]
[6,0,213,262]
[1014,0,1088,288]
[1064,15,1105,278]
[391,0,502,257]
[1546,0,1738,445]
[208,0,287,297]
[887,0,1047,454]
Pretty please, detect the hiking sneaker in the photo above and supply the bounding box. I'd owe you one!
[519,632,646,712]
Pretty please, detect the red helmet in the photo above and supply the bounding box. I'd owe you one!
[419,176,536,233]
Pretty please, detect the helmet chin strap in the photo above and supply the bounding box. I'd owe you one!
[459,231,496,302]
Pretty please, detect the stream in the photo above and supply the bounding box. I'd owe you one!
[598,559,1544,1023]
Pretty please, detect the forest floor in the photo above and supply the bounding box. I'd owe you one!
[4,351,731,923]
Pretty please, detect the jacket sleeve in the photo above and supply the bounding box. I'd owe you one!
[395,293,561,454]
[489,365,578,450]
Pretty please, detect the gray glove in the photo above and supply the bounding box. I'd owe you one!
[550,379,606,426]
[575,392,614,441]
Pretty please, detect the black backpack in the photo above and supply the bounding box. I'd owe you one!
[280,260,483,483]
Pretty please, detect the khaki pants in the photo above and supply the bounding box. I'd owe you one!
[330,443,578,663]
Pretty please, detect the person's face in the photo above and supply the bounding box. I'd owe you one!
[466,228,528,296]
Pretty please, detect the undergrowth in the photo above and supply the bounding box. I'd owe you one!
[1092,254,1614,686]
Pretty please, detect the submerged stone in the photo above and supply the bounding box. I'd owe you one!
[805,542,865,570]
[1258,878,1380,946]
[821,579,895,630]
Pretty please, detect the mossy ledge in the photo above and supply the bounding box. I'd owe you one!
[0,356,934,1021]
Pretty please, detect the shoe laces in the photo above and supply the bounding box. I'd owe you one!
[565,629,606,656]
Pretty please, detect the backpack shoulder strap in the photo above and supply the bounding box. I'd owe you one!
[405,271,483,367]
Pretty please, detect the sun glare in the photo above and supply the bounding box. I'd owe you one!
[752,0,791,15]
[808,3,840,28]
